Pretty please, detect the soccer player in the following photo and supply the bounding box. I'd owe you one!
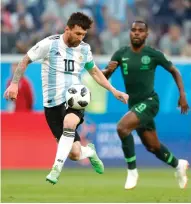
[102,20,189,189]
[4,12,129,185]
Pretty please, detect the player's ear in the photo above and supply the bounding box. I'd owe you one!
[65,26,70,32]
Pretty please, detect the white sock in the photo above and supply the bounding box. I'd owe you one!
[176,159,181,169]
[128,168,137,172]
[79,145,94,160]
[127,168,138,175]
[52,129,75,171]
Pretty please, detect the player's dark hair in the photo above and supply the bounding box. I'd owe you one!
[67,12,93,30]
[132,20,148,30]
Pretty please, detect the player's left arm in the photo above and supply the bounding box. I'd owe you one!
[87,65,128,104]
[85,45,128,104]
[157,51,189,114]
[167,65,189,114]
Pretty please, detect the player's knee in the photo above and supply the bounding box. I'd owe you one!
[69,151,80,161]
[117,124,131,138]
[64,113,79,129]
[64,119,77,129]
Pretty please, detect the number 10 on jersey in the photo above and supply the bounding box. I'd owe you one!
[64,59,74,72]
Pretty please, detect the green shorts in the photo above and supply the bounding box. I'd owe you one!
[130,94,159,130]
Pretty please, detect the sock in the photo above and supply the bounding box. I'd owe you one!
[79,145,94,160]
[121,133,136,169]
[176,160,181,169]
[154,143,178,168]
[52,128,75,171]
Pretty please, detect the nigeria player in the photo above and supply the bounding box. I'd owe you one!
[4,12,129,185]
[102,21,189,189]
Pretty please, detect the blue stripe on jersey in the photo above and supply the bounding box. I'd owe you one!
[48,40,59,106]
[62,47,74,101]
[79,45,89,80]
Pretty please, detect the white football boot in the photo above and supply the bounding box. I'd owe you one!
[175,159,189,189]
[124,168,139,190]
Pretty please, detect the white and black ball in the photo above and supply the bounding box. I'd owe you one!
[65,84,91,110]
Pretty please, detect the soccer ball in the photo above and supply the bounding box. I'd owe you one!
[65,84,91,110]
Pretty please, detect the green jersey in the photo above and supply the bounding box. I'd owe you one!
[111,45,172,106]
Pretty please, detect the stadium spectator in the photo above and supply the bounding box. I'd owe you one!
[100,18,128,54]
[146,28,157,47]
[84,22,102,54]
[1,0,191,56]
[183,0,191,39]
[35,20,56,42]
[1,20,16,54]
[152,0,174,34]
[182,38,191,57]
[42,0,78,28]
[133,0,153,25]
[170,0,186,26]
[76,0,94,18]
[11,2,34,32]
[102,0,128,25]
[15,14,34,53]
[25,0,45,30]
[1,1,12,31]
[90,0,105,33]
[6,63,34,112]
[159,24,187,56]
[2,0,17,13]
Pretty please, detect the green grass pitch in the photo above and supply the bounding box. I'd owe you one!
[1,168,191,202]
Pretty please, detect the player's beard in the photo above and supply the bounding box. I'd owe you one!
[131,38,146,48]
[68,37,81,47]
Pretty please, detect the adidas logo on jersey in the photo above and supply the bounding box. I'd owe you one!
[55,52,61,56]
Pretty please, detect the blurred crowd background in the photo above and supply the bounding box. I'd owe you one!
[1,0,191,56]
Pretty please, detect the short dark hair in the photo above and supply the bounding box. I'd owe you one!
[67,12,93,30]
[132,20,148,30]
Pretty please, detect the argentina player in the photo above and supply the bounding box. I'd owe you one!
[4,12,129,185]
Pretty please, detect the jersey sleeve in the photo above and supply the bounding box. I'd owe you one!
[156,50,172,71]
[84,45,95,71]
[111,49,121,62]
[27,38,50,61]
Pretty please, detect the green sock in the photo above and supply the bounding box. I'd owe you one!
[121,133,136,169]
[155,143,178,168]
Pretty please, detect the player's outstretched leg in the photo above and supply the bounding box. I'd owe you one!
[154,145,189,189]
[69,142,104,174]
[137,128,189,189]
[88,143,104,174]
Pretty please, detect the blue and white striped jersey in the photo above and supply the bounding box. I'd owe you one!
[27,34,95,107]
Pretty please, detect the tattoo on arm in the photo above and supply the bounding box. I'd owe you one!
[12,55,32,83]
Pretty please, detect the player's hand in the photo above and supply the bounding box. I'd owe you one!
[178,94,189,114]
[4,83,19,101]
[108,61,118,72]
[112,89,129,104]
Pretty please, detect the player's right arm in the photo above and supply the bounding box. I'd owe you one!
[4,55,32,100]
[102,49,121,79]
[156,50,189,114]
[4,37,50,100]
